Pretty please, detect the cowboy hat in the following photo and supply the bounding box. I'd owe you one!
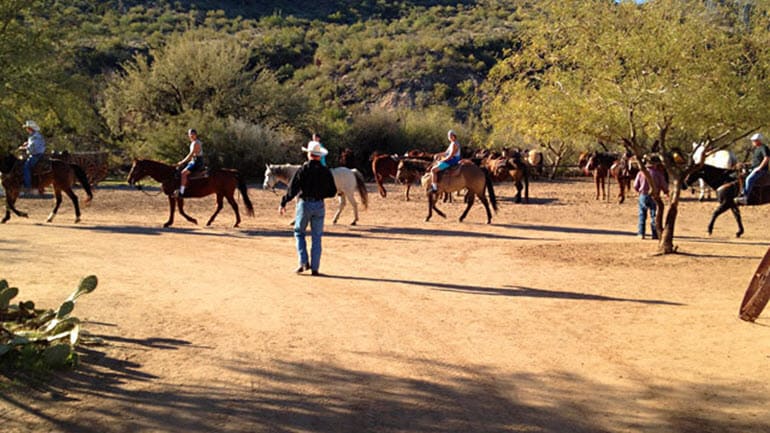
[301,141,328,156]
[22,120,40,131]
[751,133,764,143]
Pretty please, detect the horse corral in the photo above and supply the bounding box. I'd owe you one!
[4,178,770,433]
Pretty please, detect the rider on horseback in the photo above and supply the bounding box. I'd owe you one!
[18,120,46,193]
[430,130,462,192]
[735,133,770,205]
[175,128,204,197]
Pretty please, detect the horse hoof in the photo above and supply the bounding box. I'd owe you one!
[74,217,81,224]
[350,221,357,226]
[737,231,744,238]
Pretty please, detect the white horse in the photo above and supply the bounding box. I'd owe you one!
[692,142,737,201]
[263,163,368,225]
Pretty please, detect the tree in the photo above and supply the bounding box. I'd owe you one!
[0,1,100,148]
[487,0,770,253]
[101,27,313,172]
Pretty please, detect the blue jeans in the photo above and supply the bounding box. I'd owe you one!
[744,169,766,197]
[23,154,42,189]
[294,199,326,271]
[638,194,657,238]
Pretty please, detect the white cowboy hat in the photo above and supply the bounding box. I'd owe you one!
[301,140,328,156]
[22,120,40,131]
[447,129,457,140]
[751,133,764,143]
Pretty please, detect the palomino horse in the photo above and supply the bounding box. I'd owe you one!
[395,158,432,201]
[683,165,747,237]
[126,159,253,228]
[421,163,498,224]
[263,163,368,225]
[0,153,93,224]
[691,143,737,201]
[371,153,399,197]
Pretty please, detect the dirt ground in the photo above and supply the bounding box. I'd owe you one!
[2,177,770,433]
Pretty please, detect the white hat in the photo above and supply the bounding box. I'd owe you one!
[22,120,40,131]
[751,133,764,143]
[301,140,328,156]
[447,129,457,139]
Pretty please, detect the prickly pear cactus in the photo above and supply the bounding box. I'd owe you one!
[0,276,98,370]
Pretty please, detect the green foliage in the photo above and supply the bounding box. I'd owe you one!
[0,276,98,374]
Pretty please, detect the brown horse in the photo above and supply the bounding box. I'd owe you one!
[371,153,400,197]
[421,163,498,223]
[126,159,253,228]
[483,154,530,204]
[395,158,432,201]
[1,154,93,223]
[579,151,638,204]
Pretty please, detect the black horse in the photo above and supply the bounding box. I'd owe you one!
[684,165,743,237]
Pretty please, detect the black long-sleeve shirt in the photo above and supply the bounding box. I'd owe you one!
[280,159,337,208]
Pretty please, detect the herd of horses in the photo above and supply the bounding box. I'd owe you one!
[0,143,766,236]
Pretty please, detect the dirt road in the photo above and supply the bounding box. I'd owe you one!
[2,179,769,432]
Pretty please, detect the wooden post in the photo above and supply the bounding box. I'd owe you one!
[739,247,770,322]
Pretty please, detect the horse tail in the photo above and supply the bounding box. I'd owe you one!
[352,169,368,209]
[70,163,93,204]
[372,158,387,197]
[482,167,498,212]
[236,172,255,217]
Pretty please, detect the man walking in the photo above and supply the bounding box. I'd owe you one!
[279,140,337,276]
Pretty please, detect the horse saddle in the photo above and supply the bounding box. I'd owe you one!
[188,167,209,181]
[33,156,53,176]
[747,173,770,205]
[437,161,470,180]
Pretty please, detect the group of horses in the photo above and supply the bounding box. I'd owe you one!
[4,142,766,236]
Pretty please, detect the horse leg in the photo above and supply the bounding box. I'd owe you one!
[514,180,522,204]
[707,201,731,235]
[63,187,81,223]
[730,206,744,238]
[594,175,600,200]
[164,196,176,228]
[46,189,64,223]
[425,191,433,221]
[333,194,345,225]
[459,192,475,222]
[224,193,242,228]
[479,194,493,224]
[176,198,198,225]
[206,194,225,226]
[347,194,359,226]
[617,179,625,204]
[405,183,411,201]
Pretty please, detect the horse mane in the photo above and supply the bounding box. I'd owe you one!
[401,158,430,172]
[268,163,300,179]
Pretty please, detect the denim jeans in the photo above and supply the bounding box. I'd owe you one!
[23,154,42,189]
[294,199,326,271]
[744,169,766,197]
[638,194,657,238]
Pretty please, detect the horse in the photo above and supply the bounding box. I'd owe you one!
[579,151,633,203]
[526,149,544,178]
[51,150,109,187]
[683,165,745,237]
[126,159,253,228]
[371,153,400,197]
[691,143,737,201]
[420,163,498,224]
[263,163,368,225]
[0,153,93,224]
[395,158,432,201]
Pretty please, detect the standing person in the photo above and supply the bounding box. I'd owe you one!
[633,155,669,240]
[735,133,770,205]
[18,120,46,192]
[429,129,462,192]
[175,128,204,197]
[312,133,328,167]
[279,140,337,276]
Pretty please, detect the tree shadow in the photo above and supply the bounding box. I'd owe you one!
[318,274,683,306]
[496,223,632,237]
[357,225,549,241]
[3,351,767,433]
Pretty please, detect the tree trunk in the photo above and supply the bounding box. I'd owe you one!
[658,181,682,254]
[549,155,562,180]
